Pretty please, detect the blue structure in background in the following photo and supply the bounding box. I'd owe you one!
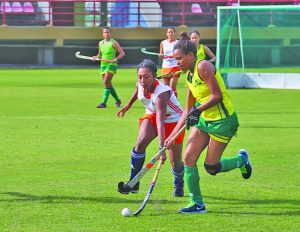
[111,2,147,27]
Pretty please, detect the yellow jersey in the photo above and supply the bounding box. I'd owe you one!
[186,60,235,121]
[196,44,206,61]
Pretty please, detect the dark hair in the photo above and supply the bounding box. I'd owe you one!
[103,26,111,32]
[179,32,190,41]
[167,27,175,32]
[174,40,197,58]
[137,59,157,76]
[190,30,200,37]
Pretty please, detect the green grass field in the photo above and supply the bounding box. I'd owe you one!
[0,69,299,231]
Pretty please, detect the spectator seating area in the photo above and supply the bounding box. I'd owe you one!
[1,1,35,13]
[0,1,47,26]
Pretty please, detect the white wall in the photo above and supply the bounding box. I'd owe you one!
[227,73,300,89]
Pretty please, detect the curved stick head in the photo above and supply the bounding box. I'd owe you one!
[75,51,80,56]
[117,181,131,194]
[141,48,147,52]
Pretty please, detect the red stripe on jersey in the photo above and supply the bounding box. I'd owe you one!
[167,100,183,114]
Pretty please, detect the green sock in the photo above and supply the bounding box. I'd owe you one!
[101,88,110,104]
[110,87,120,101]
[220,155,244,172]
[185,165,203,205]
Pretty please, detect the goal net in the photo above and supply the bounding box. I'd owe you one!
[216,5,300,89]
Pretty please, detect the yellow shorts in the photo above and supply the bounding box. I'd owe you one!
[209,133,231,144]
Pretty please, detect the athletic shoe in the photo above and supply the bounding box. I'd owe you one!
[179,202,206,214]
[115,100,121,107]
[97,103,106,108]
[239,149,252,179]
[173,182,184,197]
[130,182,139,194]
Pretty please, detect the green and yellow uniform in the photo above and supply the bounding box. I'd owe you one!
[100,38,117,74]
[192,44,205,108]
[196,44,206,61]
[184,60,245,207]
[186,60,239,143]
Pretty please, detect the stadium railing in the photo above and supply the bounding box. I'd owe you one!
[1,0,298,27]
[0,0,298,66]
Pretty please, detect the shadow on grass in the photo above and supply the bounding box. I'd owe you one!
[209,210,300,216]
[204,195,300,216]
[1,192,182,205]
[241,125,300,129]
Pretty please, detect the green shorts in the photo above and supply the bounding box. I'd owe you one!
[100,64,117,75]
[195,112,239,143]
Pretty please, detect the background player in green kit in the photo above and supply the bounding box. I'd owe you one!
[190,30,216,64]
[93,27,125,108]
[164,40,252,214]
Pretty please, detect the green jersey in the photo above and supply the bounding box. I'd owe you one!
[99,38,117,74]
[100,38,117,67]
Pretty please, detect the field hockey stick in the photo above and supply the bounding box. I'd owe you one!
[118,125,186,193]
[133,160,163,216]
[157,71,182,80]
[140,48,173,59]
[75,51,114,63]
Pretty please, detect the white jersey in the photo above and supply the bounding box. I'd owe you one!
[137,79,183,123]
[161,39,179,68]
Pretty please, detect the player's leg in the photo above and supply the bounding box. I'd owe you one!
[97,72,111,108]
[110,86,121,107]
[169,75,179,98]
[129,118,157,193]
[166,122,185,197]
[204,136,252,177]
[162,77,170,86]
[161,67,171,86]
[104,66,121,107]
[204,112,252,178]
[106,71,121,107]
[179,128,210,214]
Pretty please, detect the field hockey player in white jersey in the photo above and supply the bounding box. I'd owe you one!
[159,27,181,97]
[117,59,185,197]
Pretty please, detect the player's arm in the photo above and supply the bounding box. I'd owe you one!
[195,61,222,112]
[155,91,169,161]
[117,84,138,118]
[204,45,216,63]
[113,41,125,63]
[96,41,102,58]
[164,89,195,148]
[159,41,164,58]
[93,42,102,61]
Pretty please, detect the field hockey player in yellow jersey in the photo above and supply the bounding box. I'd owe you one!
[93,27,125,108]
[164,40,252,214]
[190,30,216,64]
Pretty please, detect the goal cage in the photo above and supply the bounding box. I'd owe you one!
[216,5,300,89]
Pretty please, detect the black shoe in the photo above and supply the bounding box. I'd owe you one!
[179,202,206,214]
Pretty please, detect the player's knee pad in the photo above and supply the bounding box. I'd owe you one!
[204,162,221,175]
